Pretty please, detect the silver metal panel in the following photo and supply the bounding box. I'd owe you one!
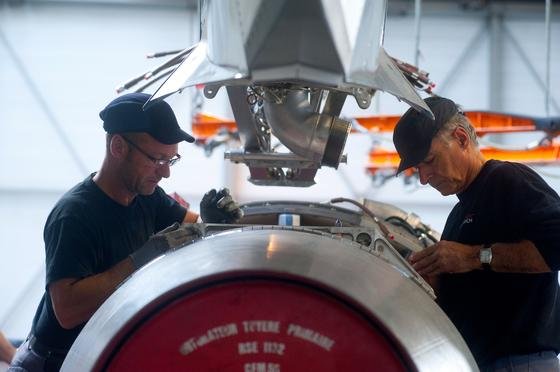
[62,229,477,372]
[150,0,431,115]
[149,41,248,102]
[347,47,433,118]
[145,0,433,186]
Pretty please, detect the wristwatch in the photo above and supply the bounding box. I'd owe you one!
[480,243,493,270]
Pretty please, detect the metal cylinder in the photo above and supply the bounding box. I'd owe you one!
[262,89,351,168]
[62,228,477,372]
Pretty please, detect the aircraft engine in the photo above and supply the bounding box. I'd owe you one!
[62,200,477,371]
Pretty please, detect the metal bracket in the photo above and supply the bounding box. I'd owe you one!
[225,150,347,186]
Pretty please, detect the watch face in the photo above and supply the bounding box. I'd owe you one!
[480,248,492,264]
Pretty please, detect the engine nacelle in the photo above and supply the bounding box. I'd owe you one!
[62,201,477,371]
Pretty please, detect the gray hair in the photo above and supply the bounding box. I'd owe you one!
[437,112,478,146]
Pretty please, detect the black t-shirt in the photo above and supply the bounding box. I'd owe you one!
[438,160,560,366]
[31,174,187,351]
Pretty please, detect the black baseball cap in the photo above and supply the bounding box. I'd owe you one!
[393,96,461,174]
[99,93,195,144]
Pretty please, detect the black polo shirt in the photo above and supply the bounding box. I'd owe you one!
[31,174,186,352]
[438,160,560,366]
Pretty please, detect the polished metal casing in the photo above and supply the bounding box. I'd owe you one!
[150,0,430,115]
[62,228,477,372]
[146,0,434,186]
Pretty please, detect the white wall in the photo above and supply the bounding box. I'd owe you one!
[0,1,559,340]
[0,1,205,338]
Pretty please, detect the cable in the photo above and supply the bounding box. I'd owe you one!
[385,215,417,235]
[329,197,392,238]
[135,69,174,93]
[116,44,197,93]
[384,215,439,244]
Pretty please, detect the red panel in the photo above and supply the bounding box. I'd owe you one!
[106,280,408,372]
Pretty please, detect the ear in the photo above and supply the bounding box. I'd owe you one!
[453,127,469,148]
[109,135,128,159]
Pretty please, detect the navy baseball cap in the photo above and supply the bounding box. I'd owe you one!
[99,92,195,144]
[393,96,461,174]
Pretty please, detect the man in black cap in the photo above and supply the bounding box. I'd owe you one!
[393,96,560,371]
[9,93,242,372]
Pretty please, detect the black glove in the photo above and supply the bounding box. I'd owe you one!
[130,222,202,269]
[200,188,243,223]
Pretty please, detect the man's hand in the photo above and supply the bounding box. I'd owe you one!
[130,222,201,269]
[408,240,479,276]
[200,188,244,223]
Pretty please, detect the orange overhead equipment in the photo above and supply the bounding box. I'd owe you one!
[363,111,558,176]
[353,115,401,133]
[191,113,237,140]
[463,112,537,134]
[355,111,537,135]
[367,141,560,176]
[194,111,540,137]
[191,111,558,176]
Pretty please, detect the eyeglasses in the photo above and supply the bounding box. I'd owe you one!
[121,136,181,167]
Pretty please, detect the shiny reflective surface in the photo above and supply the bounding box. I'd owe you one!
[62,229,477,372]
[150,0,430,115]
[262,89,350,167]
[146,0,433,186]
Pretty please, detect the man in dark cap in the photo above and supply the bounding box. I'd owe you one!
[393,96,560,371]
[9,93,242,372]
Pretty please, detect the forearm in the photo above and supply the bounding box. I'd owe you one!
[409,239,551,276]
[489,239,551,273]
[0,332,16,364]
[184,209,199,223]
[50,257,135,329]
